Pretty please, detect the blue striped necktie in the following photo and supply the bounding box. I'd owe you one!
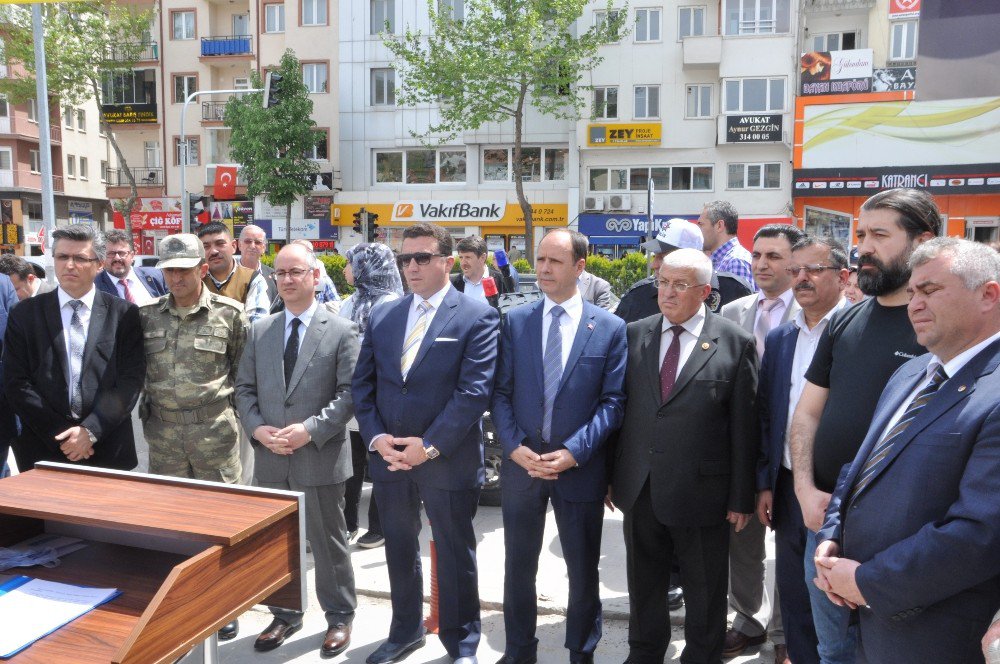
[541,305,565,443]
[849,364,948,503]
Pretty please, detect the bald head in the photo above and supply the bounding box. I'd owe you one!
[275,243,320,314]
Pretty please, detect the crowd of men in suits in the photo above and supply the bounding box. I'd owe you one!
[0,186,998,664]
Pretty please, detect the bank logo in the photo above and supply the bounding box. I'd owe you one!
[396,203,414,218]
[606,218,634,232]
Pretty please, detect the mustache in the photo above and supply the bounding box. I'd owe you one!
[794,282,815,291]
[857,254,881,269]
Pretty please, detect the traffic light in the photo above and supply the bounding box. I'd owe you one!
[263,71,283,109]
[367,212,379,243]
[188,193,205,224]
[352,209,363,235]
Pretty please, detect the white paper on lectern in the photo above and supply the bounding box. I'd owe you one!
[0,578,120,657]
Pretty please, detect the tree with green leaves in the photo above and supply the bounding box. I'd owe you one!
[383,0,626,263]
[0,2,154,238]
[224,50,319,244]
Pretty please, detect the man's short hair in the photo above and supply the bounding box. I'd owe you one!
[909,237,1000,291]
[861,188,942,239]
[402,222,453,256]
[545,228,589,263]
[791,236,849,270]
[754,223,807,246]
[239,223,267,239]
[52,224,106,261]
[662,247,713,285]
[456,235,488,257]
[702,200,740,235]
[0,254,32,279]
[196,221,232,239]
[104,229,132,246]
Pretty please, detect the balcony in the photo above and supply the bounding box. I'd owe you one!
[200,35,253,58]
[0,169,65,192]
[682,35,722,68]
[202,101,228,123]
[105,41,159,63]
[0,116,63,143]
[804,0,876,12]
[106,166,163,188]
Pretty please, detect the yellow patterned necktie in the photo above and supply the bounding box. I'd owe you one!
[401,300,431,379]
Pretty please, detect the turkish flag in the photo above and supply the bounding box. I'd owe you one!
[214,165,238,200]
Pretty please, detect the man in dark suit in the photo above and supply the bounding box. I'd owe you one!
[352,222,499,664]
[451,235,514,303]
[3,225,145,471]
[611,247,759,664]
[0,273,19,476]
[95,229,167,303]
[492,229,627,664]
[755,236,849,664]
[0,255,54,300]
[815,237,1000,663]
[236,243,359,657]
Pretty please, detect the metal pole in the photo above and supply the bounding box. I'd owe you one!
[179,88,260,233]
[32,4,56,253]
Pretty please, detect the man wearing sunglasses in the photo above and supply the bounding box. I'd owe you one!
[3,225,145,472]
[353,222,499,664]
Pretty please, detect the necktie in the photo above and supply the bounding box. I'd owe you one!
[849,364,949,503]
[541,305,566,443]
[660,325,685,402]
[68,300,86,416]
[400,300,430,380]
[118,278,136,304]
[754,298,781,359]
[284,318,301,388]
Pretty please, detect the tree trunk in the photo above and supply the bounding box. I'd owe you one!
[89,77,137,242]
[285,201,292,244]
[512,78,533,264]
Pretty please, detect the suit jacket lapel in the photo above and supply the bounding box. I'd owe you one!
[384,295,411,381]
[642,315,663,398]
[263,314,286,393]
[527,301,546,394]
[782,300,800,325]
[664,311,718,406]
[740,298,756,333]
[288,307,327,395]
[43,292,69,395]
[559,306,596,391]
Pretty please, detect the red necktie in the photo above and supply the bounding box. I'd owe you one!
[660,325,684,402]
[119,278,136,304]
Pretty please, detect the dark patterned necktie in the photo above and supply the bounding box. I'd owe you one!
[284,318,301,388]
[69,300,85,416]
[660,325,684,402]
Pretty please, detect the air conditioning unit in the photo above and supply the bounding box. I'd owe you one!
[608,194,631,211]
[633,199,647,214]
[584,195,605,211]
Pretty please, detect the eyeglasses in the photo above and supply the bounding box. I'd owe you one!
[272,268,312,280]
[106,250,132,258]
[396,252,446,268]
[655,280,703,293]
[784,265,839,276]
[54,253,100,265]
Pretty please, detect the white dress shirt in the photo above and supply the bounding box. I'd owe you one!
[57,285,97,404]
[284,299,318,346]
[116,267,155,305]
[542,291,583,371]
[462,274,487,302]
[658,306,707,375]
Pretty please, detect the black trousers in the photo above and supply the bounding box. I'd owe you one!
[624,481,730,664]
[773,467,819,664]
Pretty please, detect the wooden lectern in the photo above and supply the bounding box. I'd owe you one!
[0,462,305,663]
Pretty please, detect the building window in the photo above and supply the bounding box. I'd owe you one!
[77,109,86,131]
[371,68,395,106]
[175,137,200,166]
[310,129,329,160]
[594,9,623,41]
[678,6,705,38]
[102,69,156,106]
[728,162,780,189]
[64,107,74,129]
[264,3,285,33]
[890,20,917,61]
[0,95,7,119]
[811,30,857,51]
[302,0,327,26]
[79,157,88,180]
[593,86,618,119]
[371,0,395,33]
[481,146,568,182]
[724,0,790,35]
[101,160,109,183]
[634,85,660,119]
[439,0,464,21]
[685,84,712,118]
[171,10,195,40]
[302,63,328,93]
[635,8,661,42]
[30,150,40,173]
[588,165,713,192]
[374,148,468,184]
[27,98,37,122]
[66,154,75,178]
[173,74,197,103]
[724,77,785,113]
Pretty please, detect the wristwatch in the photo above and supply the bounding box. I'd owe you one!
[84,428,97,445]
[423,444,440,460]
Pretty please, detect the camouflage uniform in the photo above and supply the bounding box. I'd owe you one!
[139,286,248,482]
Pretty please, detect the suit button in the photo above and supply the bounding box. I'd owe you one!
[656,413,664,418]
[536,428,542,434]
[401,387,408,394]
[284,400,291,408]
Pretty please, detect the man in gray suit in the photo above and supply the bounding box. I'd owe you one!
[578,269,614,310]
[235,242,360,657]
[719,223,804,662]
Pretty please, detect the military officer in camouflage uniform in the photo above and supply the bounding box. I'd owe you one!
[139,233,248,483]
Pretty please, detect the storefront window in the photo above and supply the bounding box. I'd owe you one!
[483,149,509,181]
[375,151,402,183]
[519,147,541,182]
[545,148,568,181]
[405,150,435,184]
[438,150,466,183]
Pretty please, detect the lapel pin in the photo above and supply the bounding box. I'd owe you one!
[701,342,710,350]
[587,323,594,330]
[957,385,967,392]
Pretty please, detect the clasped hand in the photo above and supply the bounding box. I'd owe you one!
[813,540,866,608]
[375,436,429,471]
[511,445,577,479]
[254,424,311,455]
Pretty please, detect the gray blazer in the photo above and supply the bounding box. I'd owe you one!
[235,303,360,486]
[720,291,800,334]
[579,270,614,311]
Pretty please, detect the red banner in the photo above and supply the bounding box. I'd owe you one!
[214,165,238,201]
[889,0,920,18]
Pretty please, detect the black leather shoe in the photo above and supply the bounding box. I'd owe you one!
[254,618,302,652]
[668,585,684,611]
[495,655,537,664]
[366,636,426,664]
[218,619,238,641]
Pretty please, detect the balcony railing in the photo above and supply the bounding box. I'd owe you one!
[201,35,253,57]
[106,166,164,188]
[202,101,228,122]
[106,41,159,63]
[0,116,62,142]
[0,169,65,192]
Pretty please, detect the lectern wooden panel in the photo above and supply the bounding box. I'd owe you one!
[0,463,305,664]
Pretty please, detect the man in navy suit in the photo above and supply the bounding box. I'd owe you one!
[492,229,626,664]
[95,229,167,303]
[815,237,1000,663]
[352,222,499,664]
[0,273,19,476]
[755,236,849,663]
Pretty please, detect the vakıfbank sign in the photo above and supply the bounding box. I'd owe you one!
[392,200,506,223]
[334,202,569,227]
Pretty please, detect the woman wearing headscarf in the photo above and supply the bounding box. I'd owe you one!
[340,243,404,549]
